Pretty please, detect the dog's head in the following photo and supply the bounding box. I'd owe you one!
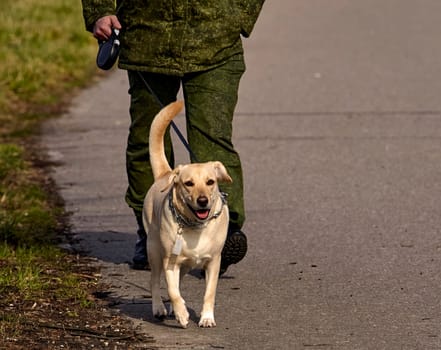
[167,161,232,221]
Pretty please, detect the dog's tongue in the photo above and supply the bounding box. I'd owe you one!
[196,210,210,220]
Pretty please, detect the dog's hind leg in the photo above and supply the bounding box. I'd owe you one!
[149,246,167,319]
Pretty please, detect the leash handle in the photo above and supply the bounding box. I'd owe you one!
[136,71,198,162]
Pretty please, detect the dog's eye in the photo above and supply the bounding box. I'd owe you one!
[206,179,215,186]
[184,181,194,187]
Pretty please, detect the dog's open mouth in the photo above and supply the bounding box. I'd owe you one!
[194,209,210,220]
[187,204,210,220]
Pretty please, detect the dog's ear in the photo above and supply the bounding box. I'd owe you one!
[212,161,233,183]
[160,166,182,192]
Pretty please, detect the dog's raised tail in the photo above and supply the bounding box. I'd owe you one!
[149,100,184,180]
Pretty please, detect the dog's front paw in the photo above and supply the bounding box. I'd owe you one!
[173,302,190,328]
[152,302,168,320]
[198,311,216,328]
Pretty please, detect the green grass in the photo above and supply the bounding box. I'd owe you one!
[0,0,101,340]
[0,0,97,137]
[0,144,60,246]
[0,0,97,243]
[0,244,92,304]
[0,243,97,342]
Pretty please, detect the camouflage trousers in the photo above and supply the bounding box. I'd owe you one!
[125,54,246,229]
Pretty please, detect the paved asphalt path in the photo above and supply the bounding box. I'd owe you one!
[43,1,441,349]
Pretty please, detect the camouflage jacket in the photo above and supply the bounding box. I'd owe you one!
[82,0,265,76]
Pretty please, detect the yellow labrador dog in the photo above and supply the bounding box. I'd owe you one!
[143,101,232,328]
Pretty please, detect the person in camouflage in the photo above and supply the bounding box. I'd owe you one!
[82,0,265,274]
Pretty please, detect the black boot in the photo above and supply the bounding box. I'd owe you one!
[220,226,248,275]
[131,216,150,270]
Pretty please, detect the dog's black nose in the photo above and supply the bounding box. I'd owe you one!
[197,196,209,207]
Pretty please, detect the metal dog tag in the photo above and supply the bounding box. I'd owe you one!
[172,235,183,256]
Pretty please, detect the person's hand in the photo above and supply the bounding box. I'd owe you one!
[93,15,122,41]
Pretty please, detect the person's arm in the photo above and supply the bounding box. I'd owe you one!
[238,0,266,37]
[81,0,121,40]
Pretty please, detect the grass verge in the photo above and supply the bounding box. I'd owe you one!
[0,0,98,138]
[0,1,155,348]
